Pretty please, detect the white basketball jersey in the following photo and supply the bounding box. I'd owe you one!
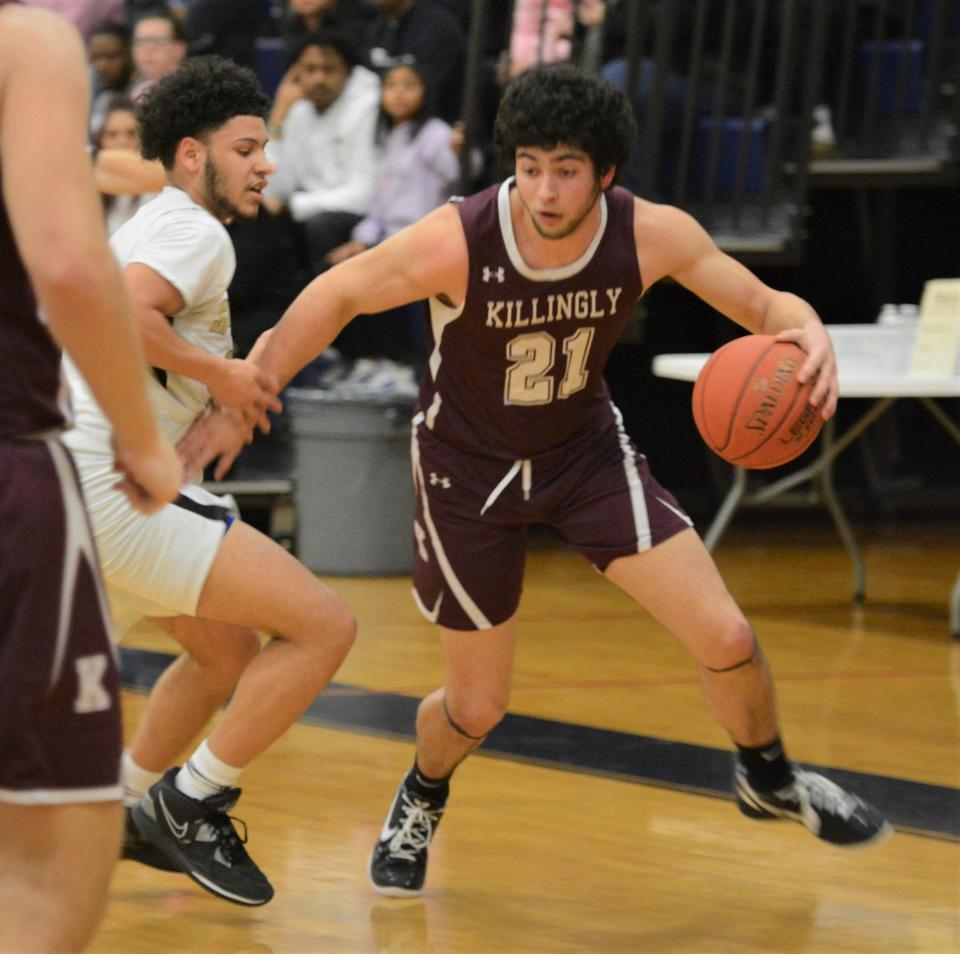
[64,186,236,453]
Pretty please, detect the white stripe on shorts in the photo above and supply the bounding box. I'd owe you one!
[610,402,652,552]
[46,440,115,686]
[410,427,492,629]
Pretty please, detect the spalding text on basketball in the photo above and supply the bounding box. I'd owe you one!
[779,403,819,444]
[745,358,797,431]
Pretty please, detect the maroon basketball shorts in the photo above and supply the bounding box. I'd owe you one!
[410,406,694,631]
[0,438,122,804]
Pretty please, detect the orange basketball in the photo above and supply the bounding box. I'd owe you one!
[691,335,824,469]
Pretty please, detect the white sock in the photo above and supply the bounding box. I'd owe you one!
[174,740,242,802]
[122,752,163,808]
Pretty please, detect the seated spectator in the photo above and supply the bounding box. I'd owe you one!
[87,22,135,136]
[129,7,187,101]
[26,0,125,38]
[126,0,184,22]
[327,62,460,266]
[263,30,380,276]
[182,0,261,70]
[323,60,463,393]
[280,0,375,64]
[364,0,466,124]
[92,97,159,234]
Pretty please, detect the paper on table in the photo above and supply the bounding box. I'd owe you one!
[909,278,960,378]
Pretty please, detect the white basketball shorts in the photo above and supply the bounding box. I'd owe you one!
[70,450,237,639]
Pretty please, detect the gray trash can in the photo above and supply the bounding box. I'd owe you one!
[286,388,416,575]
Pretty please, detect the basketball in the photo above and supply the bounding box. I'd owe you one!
[691,335,824,469]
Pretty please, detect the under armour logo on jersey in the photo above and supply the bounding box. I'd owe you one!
[429,472,451,489]
[482,266,505,283]
[74,654,111,714]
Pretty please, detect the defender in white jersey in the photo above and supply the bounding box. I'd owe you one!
[63,57,357,908]
[65,185,245,634]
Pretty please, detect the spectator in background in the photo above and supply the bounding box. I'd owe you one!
[92,96,159,234]
[507,0,575,79]
[87,21,135,135]
[129,7,187,100]
[364,0,466,125]
[126,0,184,23]
[324,60,463,395]
[328,62,460,268]
[280,0,374,64]
[264,30,380,276]
[182,0,261,70]
[25,0,125,38]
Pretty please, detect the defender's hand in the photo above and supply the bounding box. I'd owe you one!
[177,406,252,483]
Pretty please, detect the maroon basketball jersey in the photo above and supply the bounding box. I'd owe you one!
[419,180,643,459]
[0,159,67,438]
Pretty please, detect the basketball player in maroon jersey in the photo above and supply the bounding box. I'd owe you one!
[0,5,181,951]
[184,63,890,897]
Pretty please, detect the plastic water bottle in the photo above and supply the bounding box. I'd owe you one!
[878,303,900,325]
[810,104,837,158]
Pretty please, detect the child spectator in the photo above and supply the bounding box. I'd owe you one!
[327,61,460,266]
[323,61,463,395]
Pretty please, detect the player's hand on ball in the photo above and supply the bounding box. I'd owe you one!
[774,322,838,419]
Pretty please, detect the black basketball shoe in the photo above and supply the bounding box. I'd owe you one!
[121,806,181,872]
[369,777,446,897]
[131,767,274,905]
[736,763,892,846]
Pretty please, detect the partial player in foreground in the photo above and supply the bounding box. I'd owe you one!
[0,6,181,952]
[184,63,891,901]
[63,57,356,908]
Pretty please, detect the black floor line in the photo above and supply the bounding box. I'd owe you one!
[120,647,960,843]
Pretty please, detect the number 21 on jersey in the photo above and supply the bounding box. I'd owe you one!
[503,327,596,405]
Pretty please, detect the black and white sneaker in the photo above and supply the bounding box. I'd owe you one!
[736,764,892,846]
[131,767,274,906]
[369,778,446,897]
[121,806,181,872]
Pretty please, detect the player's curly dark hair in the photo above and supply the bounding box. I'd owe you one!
[138,56,270,169]
[494,64,637,182]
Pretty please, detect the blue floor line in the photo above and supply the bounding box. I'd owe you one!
[120,647,960,842]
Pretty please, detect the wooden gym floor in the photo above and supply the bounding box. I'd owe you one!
[91,515,959,954]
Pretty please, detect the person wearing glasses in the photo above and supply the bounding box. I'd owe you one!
[130,7,187,101]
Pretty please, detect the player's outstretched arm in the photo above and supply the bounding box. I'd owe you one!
[259,203,468,389]
[180,205,468,479]
[0,7,181,510]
